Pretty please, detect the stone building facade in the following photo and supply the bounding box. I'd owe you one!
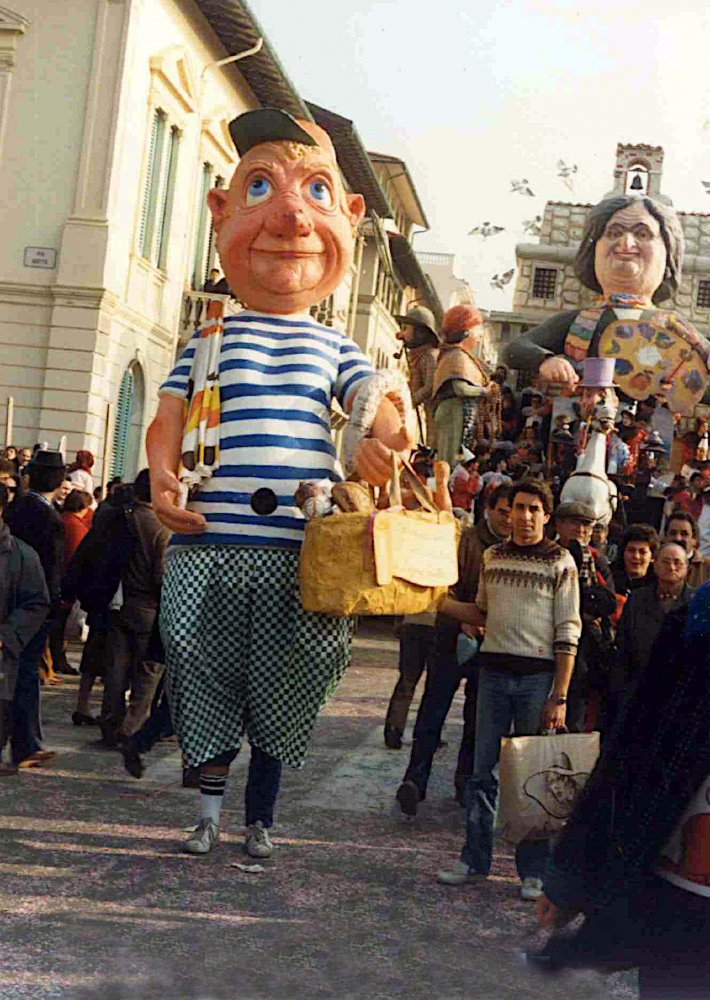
[1,0,441,483]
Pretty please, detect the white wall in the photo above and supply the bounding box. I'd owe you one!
[0,0,259,475]
[0,0,96,447]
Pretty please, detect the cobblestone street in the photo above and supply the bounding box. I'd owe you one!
[0,625,634,1000]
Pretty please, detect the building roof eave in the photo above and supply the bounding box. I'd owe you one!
[194,0,310,119]
[389,234,443,323]
[305,102,392,218]
[368,151,429,230]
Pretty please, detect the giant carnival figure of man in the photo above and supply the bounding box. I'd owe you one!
[148,110,412,859]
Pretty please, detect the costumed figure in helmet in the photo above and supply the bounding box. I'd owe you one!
[394,305,439,449]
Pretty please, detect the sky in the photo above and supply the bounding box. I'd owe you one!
[247,0,710,311]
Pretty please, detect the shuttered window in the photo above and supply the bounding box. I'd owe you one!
[156,126,180,270]
[203,175,225,286]
[138,111,180,269]
[111,368,135,479]
[138,110,166,260]
[191,162,213,289]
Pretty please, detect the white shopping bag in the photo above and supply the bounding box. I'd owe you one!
[498,732,600,844]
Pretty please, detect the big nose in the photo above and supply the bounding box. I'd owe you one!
[263,195,313,238]
[618,231,637,251]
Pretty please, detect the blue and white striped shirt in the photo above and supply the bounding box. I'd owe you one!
[160,310,373,549]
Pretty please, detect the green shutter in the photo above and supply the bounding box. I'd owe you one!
[138,111,160,255]
[111,368,135,479]
[191,162,213,289]
[140,110,167,261]
[156,126,180,270]
[204,175,225,285]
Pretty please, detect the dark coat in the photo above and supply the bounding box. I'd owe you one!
[538,597,710,968]
[62,504,139,618]
[0,522,50,700]
[611,581,693,694]
[120,502,169,610]
[6,491,64,606]
[610,563,654,599]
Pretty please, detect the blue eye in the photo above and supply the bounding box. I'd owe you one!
[246,176,272,205]
[307,180,333,207]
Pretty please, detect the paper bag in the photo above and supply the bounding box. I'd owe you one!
[498,732,600,844]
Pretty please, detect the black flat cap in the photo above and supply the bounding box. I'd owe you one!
[229,108,317,157]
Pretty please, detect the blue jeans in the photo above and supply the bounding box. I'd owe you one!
[461,668,552,881]
[8,622,50,765]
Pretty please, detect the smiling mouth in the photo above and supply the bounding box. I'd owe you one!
[251,249,324,258]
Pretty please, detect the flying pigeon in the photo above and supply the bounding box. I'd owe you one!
[557,159,578,191]
[523,216,543,236]
[490,269,515,290]
[511,179,535,197]
[702,180,710,194]
[468,222,505,238]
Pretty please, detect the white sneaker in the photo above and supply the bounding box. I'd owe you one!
[184,818,219,855]
[437,860,486,886]
[244,821,273,858]
[520,877,544,901]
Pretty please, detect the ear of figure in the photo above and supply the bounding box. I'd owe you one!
[347,192,366,227]
[206,188,230,232]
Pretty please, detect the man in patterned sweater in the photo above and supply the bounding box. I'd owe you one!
[437,479,581,900]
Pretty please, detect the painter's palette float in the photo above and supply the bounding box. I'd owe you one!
[600,310,709,414]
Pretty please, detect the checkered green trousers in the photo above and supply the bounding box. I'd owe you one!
[160,546,353,768]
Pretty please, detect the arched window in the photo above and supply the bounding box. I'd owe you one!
[111,361,145,481]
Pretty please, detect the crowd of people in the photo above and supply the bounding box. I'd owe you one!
[2,383,710,996]
[424,367,710,548]
[375,375,710,994]
[0,445,169,777]
[1,411,709,994]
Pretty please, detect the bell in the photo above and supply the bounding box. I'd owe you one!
[630,173,644,191]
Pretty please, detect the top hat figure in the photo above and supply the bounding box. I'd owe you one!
[579,356,617,389]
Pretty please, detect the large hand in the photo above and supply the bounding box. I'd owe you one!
[354,438,397,487]
[539,356,579,390]
[151,467,207,534]
[370,394,414,453]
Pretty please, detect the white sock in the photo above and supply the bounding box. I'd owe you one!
[200,773,227,825]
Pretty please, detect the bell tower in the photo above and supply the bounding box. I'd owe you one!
[608,143,671,204]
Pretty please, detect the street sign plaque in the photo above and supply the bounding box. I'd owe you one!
[23,246,57,269]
